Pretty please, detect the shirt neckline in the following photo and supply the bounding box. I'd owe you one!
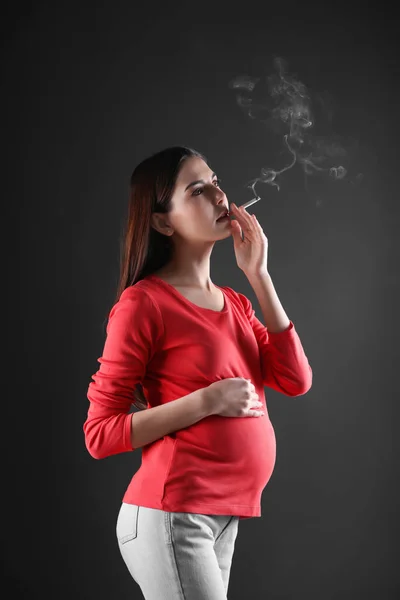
[146,274,229,314]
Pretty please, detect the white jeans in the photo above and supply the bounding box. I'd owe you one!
[116,502,240,599]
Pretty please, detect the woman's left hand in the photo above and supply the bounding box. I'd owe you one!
[229,203,269,276]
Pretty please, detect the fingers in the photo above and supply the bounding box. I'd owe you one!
[231,203,254,229]
[231,203,250,218]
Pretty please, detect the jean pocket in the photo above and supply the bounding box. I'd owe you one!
[116,503,139,544]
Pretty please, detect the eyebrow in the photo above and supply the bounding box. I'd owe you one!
[184,172,217,192]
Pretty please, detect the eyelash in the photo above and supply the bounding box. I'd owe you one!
[192,178,222,196]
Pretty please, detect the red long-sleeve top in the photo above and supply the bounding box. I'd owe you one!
[83,274,312,519]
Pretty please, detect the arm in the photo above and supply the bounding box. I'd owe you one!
[84,287,163,459]
[232,274,313,396]
[245,271,291,333]
[83,287,214,459]
[130,387,212,449]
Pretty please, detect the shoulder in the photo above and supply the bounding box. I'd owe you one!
[220,285,254,316]
[119,280,156,303]
[110,281,163,322]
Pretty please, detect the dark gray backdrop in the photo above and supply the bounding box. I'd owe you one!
[5,1,399,599]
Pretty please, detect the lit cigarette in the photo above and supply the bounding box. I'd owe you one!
[239,196,261,210]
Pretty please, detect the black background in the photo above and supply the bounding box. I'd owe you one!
[4,1,399,598]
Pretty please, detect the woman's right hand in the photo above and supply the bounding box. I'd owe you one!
[204,377,264,418]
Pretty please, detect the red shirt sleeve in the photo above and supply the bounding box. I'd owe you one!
[83,286,164,459]
[235,291,313,396]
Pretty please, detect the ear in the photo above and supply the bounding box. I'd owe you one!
[150,213,171,235]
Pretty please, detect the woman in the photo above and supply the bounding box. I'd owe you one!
[83,146,312,599]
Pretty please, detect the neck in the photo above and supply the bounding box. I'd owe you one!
[156,241,217,291]
[155,265,214,292]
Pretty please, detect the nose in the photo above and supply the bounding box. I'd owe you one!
[215,187,226,203]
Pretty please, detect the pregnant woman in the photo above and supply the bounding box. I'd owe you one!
[83,146,312,599]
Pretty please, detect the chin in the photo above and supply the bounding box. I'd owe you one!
[216,229,232,238]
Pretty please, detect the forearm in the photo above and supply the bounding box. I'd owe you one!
[246,270,291,333]
[131,387,213,448]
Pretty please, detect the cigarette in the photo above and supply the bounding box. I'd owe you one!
[239,196,261,211]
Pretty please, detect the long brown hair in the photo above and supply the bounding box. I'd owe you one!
[104,146,207,411]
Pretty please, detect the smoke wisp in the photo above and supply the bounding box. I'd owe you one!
[230,57,350,198]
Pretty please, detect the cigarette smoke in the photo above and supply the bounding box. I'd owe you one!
[229,57,349,197]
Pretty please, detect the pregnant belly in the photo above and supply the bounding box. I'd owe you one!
[176,413,276,471]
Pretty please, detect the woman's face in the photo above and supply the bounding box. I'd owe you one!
[152,156,232,242]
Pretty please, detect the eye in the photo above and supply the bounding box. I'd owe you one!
[191,178,222,196]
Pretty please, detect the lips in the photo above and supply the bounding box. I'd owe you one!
[216,210,230,221]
